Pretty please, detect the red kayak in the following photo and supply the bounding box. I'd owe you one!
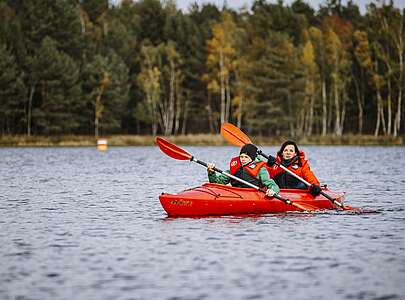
[159,183,345,217]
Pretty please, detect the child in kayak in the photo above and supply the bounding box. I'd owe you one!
[266,140,321,196]
[206,144,279,197]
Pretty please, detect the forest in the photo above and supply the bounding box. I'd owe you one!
[0,0,404,139]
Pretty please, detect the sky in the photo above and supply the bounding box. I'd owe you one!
[175,0,405,13]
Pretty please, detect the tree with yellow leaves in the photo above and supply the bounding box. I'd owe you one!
[206,11,237,126]
[323,17,352,136]
[159,41,184,135]
[301,31,319,136]
[137,45,161,136]
[353,30,372,134]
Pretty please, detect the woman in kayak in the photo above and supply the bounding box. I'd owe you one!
[207,144,279,197]
[266,140,321,196]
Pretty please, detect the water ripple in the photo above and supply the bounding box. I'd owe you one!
[0,146,404,300]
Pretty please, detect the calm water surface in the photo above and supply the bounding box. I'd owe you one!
[1,146,405,300]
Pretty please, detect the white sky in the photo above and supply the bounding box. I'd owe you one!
[175,0,405,13]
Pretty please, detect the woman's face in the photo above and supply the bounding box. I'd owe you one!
[282,144,296,160]
[239,153,252,166]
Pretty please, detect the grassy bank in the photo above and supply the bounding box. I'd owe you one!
[0,134,403,147]
[0,134,224,147]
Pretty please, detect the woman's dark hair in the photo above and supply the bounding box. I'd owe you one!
[277,140,300,159]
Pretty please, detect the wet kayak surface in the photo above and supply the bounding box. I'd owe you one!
[1,145,404,300]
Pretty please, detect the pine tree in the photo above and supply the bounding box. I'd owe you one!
[31,37,81,134]
[81,52,129,136]
[0,44,26,134]
[244,32,305,136]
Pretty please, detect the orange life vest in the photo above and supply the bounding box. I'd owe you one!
[266,151,320,188]
[229,157,266,188]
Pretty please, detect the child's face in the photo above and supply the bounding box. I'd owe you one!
[239,153,252,166]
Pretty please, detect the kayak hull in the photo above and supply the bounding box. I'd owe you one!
[159,183,345,217]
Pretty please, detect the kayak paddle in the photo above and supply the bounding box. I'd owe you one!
[156,137,318,212]
[221,123,364,212]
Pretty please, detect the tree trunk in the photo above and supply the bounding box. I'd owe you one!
[95,115,99,139]
[219,50,225,125]
[339,91,346,136]
[394,26,404,137]
[297,108,305,137]
[174,77,181,135]
[234,70,243,128]
[322,79,327,136]
[328,85,333,133]
[167,65,176,135]
[387,78,392,136]
[287,93,294,137]
[27,84,35,137]
[374,89,386,136]
[374,93,380,136]
[206,91,214,133]
[394,88,402,137]
[333,75,341,135]
[307,94,314,135]
[237,95,243,128]
[152,98,158,136]
[353,75,364,134]
[181,97,189,135]
[225,74,231,123]
[149,94,158,136]
[381,96,387,135]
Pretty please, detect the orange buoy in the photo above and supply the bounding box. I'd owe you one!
[97,139,108,151]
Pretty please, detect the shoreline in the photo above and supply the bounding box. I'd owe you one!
[0,134,403,147]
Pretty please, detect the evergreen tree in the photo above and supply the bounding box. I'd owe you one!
[31,37,81,134]
[243,32,305,136]
[132,0,166,45]
[9,0,83,59]
[80,52,129,136]
[5,0,84,135]
[0,0,403,137]
[0,44,26,134]
[184,3,221,133]
[80,0,108,24]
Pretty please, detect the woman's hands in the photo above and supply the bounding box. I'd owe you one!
[309,184,321,196]
[266,155,277,167]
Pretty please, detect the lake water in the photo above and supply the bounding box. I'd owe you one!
[1,145,405,300]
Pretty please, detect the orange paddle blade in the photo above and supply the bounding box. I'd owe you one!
[156,137,192,160]
[221,123,252,146]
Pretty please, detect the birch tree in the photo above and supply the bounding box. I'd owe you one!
[353,30,372,134]
[301,33,319,135]
[137,45,161,135]
[206,11,237,126]
[323,18,352,136]
[159,42,184,135]
[309,26,328,135]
